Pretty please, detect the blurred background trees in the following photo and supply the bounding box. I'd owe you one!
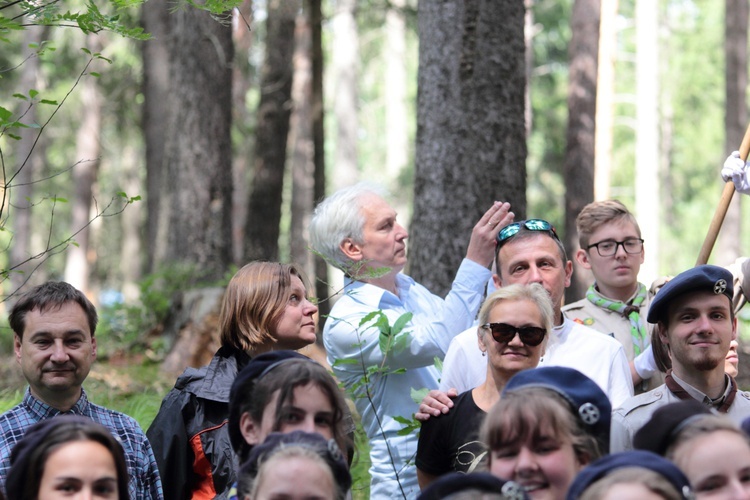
[1,0,749,362]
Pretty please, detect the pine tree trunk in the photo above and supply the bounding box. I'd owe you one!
[243,0,298,262]
[717,0,747,265]
[156,8,234,282]
[564,0,600,304]
[141,0,171,273]
[410,0,527,296]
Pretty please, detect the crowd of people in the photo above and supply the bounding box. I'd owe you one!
[1,153,750,499]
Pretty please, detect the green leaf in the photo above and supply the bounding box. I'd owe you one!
[359,311,380,327]
[332,358,359,367]
[12,93,27,100]
[40,99,58,105]
[411,387,429,404]
[391,312,413,337]
[0,106,12,121]
[29,89,39,98]
[81,47,92,55]
[51,197,68,203]
[90,72,101,78]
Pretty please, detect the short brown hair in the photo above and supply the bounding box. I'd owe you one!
[219,262,308,352]
[9,281,98,339]
[576,200,641,249]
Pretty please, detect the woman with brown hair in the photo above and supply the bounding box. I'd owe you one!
[147,262,318,500]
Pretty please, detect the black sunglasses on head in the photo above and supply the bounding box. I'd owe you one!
[481,322,546,346]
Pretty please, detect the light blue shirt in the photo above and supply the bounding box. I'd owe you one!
[324,259,490,499]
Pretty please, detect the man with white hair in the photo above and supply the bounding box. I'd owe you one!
[309,183,511,499]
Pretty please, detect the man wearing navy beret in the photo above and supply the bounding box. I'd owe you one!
[611,265,750,452]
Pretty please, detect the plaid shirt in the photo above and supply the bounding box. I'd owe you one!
[0,388,164,499]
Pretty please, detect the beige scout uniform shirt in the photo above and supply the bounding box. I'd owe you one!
[562,287,653,362]
[610,373,750,453]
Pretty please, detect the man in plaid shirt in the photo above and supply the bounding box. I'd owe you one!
[0,281,163,499]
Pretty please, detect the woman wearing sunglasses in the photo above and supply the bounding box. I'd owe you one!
[416,283,554,489]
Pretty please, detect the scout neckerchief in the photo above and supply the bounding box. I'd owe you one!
[665,369,737,414]
[586,282,648,355]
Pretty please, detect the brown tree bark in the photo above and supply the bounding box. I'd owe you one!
[563,0,600,304]
[309,0,329,320]
[155,8,234,282]
[290,6,315,284]
[243,0,298,262]
[140,0,171,273]
[410,0,527,296]
[717,0,748,265]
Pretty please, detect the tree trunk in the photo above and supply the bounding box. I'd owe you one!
[385,0,407,183]
[8,25,46,300]
[243,0,298,262]
[563,0,600,304]
[717,0,747,265]
[410,0,527,296]
[635,0,660,282]
[140,0,171,273]
[290,6,315,283]
[594,0,618,201]
[310,0,329,321]
[155,8,234,282]
[64,33,103,295]
[332,0,359,187]
[231,1,254,264]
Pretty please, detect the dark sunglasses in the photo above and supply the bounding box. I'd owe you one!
[481,322,547,346]
[496,219,559,249]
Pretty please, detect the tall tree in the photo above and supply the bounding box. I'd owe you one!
[64,33,103,294]
[594,0,618,201]
[309,0,329,319]
[8,25,46,299]
[410,0,527,296]
[563,0,600,304]
[290,4,315,282]
[154,7,234,281]
[244,0,298,262]
[331,0,359,187]
[635,0,659,281]
[385,0,408,183]
[717,0,747,265]
[141,0,171,272]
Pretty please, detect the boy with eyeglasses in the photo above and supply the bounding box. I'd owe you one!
[562,200,658,392]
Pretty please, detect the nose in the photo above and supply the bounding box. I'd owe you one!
[298,417,317,434]
[696,314,714,333]
[526,265,543,285]
[396,222,408,240]
[513,446,539,476]
[304,298,318,316]
[50,340,69,363]
[507,331,524,346]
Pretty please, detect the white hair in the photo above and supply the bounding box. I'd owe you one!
[309,182,388,271]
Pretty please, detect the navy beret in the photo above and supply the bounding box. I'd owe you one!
[566,450,692,499]
[647,264,733,323]
[417,472,529,500]
[6,415,106,499]
[239,430,351,494]
[633,400,714,455]
[502,366,611,453]
[228,350,313,454]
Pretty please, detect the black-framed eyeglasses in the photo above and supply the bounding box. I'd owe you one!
[496,219,559,250]
[586,238,644,257]
[481,323,547,346]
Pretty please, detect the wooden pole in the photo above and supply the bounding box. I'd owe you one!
[695,122,750,265]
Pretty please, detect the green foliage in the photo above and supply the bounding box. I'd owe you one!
[96,264,203,356]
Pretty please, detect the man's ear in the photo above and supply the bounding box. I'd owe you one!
[240,412,262,446]
[339,238,363,263]
[658,322,669,346]
[91,336,97,360]
[492,274,502,289]
[575,248,592,270]
[14,335,22,365]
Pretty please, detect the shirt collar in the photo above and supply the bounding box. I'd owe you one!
[671,372,732,407]
[23,387,89,419]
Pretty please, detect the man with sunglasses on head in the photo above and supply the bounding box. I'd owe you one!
[427,218,632,415]
[309,182,513,500]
